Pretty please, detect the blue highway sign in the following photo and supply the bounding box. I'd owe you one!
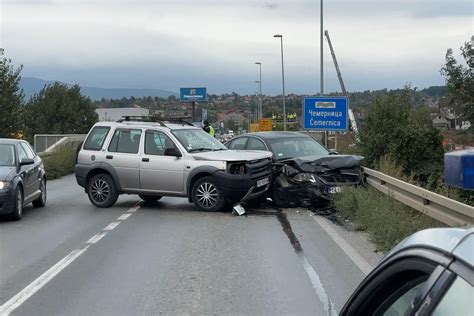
[180,87,207,102]
[303,96,348,131]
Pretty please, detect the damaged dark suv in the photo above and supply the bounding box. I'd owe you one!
[226,132,364,208]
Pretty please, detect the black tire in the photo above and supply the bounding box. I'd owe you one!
[32,178,47,207]
[10,186,23,221]
[138,194,163,202]
[87,174,118,208]
[191,176,225,212]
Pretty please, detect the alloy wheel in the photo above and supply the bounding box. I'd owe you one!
[90,179,110,203]
[196,182,219,208]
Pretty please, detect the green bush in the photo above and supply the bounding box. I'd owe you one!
[358,88,444,184]
[334,186,445,252]
[41,146,76,180]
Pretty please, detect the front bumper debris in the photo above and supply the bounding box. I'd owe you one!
[270,155,364,209]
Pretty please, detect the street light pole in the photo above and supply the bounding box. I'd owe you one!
[255,80,261,120]
[255,62,262,120]
[274,34,287,131]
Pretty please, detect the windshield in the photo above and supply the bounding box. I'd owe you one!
[0,144,16,166]
[173,129,227,152]
[268,137,328,160]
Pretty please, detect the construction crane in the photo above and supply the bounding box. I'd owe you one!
[324,30,360,141]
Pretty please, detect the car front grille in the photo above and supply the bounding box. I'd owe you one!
[246,158,272,181]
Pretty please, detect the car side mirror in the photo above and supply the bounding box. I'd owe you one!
[328,149,339,155]
[19,158,35,166]
[164,148,182,158]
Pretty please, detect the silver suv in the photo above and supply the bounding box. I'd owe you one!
[75,118,273,211]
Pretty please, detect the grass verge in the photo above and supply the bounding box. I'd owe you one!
[41,146,76,181]
[333,186,445,252]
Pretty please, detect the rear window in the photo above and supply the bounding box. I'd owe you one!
[108,129,142,154]
[83,126,110,151]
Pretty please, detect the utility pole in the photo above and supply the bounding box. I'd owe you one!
[320,0,327,147]
[255,62,262,120]
[320,0,324,97]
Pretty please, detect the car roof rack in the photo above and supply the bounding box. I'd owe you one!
[163,119,194,126]
[117,115,163,124]
[116,115,194,127]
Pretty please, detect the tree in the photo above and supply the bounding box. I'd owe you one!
[441,39,474,124]
[0,49,24,138]
[359,88,444,183]
[25,83,98,139]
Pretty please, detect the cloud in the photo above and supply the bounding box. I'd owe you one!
[1,0,471,94]
[262,1,278,9]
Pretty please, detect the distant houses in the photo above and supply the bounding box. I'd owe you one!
[432,97,470,131]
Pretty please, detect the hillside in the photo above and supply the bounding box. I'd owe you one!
[20,77,178,101]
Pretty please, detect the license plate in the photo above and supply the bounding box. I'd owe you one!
[328,186,342,194]
[257,178,269,187]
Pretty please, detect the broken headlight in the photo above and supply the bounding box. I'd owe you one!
[292,173,316,183]
[227,162,248,175]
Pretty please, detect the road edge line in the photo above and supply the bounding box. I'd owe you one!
[312,215,373,276]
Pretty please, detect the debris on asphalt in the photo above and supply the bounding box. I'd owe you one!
[232,204,246,216]
[311,205,346,225]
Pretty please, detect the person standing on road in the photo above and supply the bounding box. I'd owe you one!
[202,120,215,137]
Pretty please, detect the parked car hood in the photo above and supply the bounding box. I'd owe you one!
[0,167,15,180]
[191,150,273,162]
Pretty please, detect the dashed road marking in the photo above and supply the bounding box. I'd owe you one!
[0,246,89,316]
[86,232,107,244]
[117,213,132,221]
[312,215,373,276]
[0,204,141,315]
[103,221,121,231]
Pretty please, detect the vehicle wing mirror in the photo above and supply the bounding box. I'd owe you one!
[164,148,182,158]
[328,149,339,155]
[19,158,35,166]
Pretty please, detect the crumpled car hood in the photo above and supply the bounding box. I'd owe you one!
[271,154,365,210]
[192,150,273,162]
[281,155,364,173]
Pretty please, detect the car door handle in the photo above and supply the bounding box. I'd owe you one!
[142,158,149,162]
[106,155,113,159]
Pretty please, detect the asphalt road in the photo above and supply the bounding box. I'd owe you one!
[0,174,381,315]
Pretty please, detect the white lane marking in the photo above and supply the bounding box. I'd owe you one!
[0,204,141,315]
[299,253,338,315]
[86,232,107,244]
[103,221,120,231]
[312,215,373,276]
[117,213,132,221]
[0,246,89,316]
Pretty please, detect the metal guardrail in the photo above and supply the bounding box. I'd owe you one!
[363,167,474,227]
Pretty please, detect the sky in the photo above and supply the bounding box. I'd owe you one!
[1,0,472,95]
